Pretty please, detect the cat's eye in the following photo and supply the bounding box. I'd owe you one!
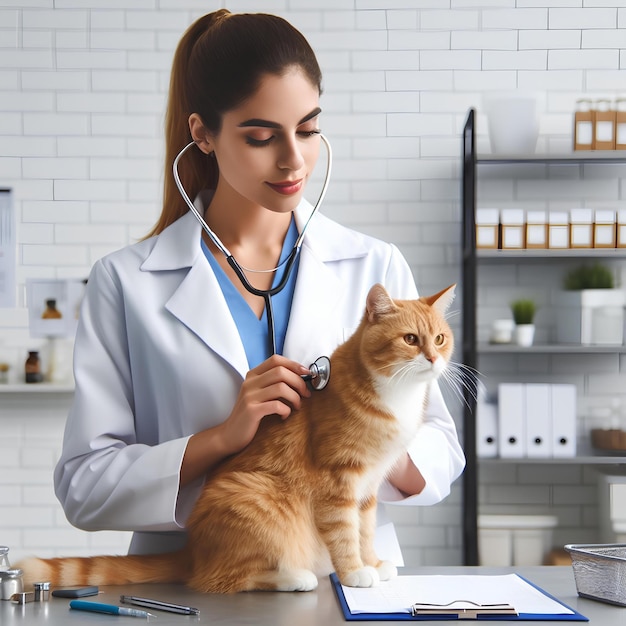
[434,333,445,346]
[404,334,418,345]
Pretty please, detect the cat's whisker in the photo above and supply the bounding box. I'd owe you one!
[444,309,460,322]
[379,361,411,381]
[388,362,414,385]
[439,370,466,407]
[439,362,484,412]
[453,364,484,402]
[373,362,401,378]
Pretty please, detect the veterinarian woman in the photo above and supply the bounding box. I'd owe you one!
[54,9,465,565]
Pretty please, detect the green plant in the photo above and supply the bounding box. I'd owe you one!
[510,299,536,325]
[563,263,614,290]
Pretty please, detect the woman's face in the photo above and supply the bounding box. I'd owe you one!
[208,66,322,214]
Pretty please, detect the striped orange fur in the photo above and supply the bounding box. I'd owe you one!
[18,283,455,593]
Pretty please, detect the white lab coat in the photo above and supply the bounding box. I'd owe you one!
[54,200,465,560]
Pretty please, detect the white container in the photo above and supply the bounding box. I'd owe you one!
[490,318,514,344]
[597,474,626,544]
[618,209,626,247]
[548,211,570,249]
[569,208,594,248]
[484,95,539,155]
[500,209,525,249]
[594,209,616,248]
[514,323,535,347]
[526,210,548,248]
[476,208,500,249]
[478,514,558,566]
[0,569,23,601]
[555,289,626,345]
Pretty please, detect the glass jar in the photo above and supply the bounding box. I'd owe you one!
[0,569,23,600]
[25,351,43,383]
[0,546,10,570]
[41,298,62,319]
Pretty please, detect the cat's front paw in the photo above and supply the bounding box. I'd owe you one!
[342,565,380,588]
[377,560,397,581]
[276,569,319,592]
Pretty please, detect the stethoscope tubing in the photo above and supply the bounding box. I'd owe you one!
[173,133,333,355]
[172,134,332,262]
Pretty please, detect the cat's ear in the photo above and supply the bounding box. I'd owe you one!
[366,283,396,322]
[424,284,456,316]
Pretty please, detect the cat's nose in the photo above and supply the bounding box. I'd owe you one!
[425,353,438,364]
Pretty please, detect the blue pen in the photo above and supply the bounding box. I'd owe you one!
[69,599,154,618]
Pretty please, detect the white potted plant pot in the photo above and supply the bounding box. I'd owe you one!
[510,298,537,348]
[514,324,535,347]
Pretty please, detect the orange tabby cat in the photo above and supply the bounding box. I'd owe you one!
[18,282,455,593]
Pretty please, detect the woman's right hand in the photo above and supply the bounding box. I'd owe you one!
[180,354,311,486]
[216,354,312,456]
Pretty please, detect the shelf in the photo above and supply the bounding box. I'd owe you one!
[481,454,626,465]
[480,454,626,465]
[480,441,625,465]
[477,248,626,260]
[476,152,626,165]
[479,343,626,354]
[0,383,74,393]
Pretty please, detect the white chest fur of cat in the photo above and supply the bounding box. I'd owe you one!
[17,283,456,595]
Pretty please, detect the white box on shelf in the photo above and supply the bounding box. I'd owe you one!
[611,483,626,521]
[555,288,625,345]
[524,383,552,458]
[547,211,570,249]
[500,209,525,250]
[478,527,512,566]
[597,473,626,543]
[476,208,500,249]
[617,209,626,247]
[498,383,525,458]
[478,515,558,567]
[569,208,594,248]
[477,402,498,458]
[594,209,616,248]
[525,210,548,248]
[551,384,577,458]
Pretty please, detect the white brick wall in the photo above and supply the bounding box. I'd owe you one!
[1,1,626,567]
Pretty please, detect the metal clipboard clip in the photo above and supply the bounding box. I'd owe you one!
[410,599,518,619]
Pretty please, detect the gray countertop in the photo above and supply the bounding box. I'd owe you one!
[0,566,620,625]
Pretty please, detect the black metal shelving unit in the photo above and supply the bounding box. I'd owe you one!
[461,109,479,566]
[460,107,626,566]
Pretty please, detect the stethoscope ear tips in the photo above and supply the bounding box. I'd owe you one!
[303,355,331,391]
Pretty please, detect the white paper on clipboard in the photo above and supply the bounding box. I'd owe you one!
[339,573,574,616]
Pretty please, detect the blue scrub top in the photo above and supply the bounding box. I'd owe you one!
[201,216,299,369]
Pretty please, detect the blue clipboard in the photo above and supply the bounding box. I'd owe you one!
[330,573,589,621]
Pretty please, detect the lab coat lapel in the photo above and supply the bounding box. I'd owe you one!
[142,212,249,379]
[283,243,343,365]
[166,261,249,379]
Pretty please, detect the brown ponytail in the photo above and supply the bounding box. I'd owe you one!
[145,9,322,238]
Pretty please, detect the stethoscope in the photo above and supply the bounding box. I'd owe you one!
[172,134,332,390]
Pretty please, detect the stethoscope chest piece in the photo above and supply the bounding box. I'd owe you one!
[305,355,331,391]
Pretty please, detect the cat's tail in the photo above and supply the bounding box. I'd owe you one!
[16,550,189,588]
